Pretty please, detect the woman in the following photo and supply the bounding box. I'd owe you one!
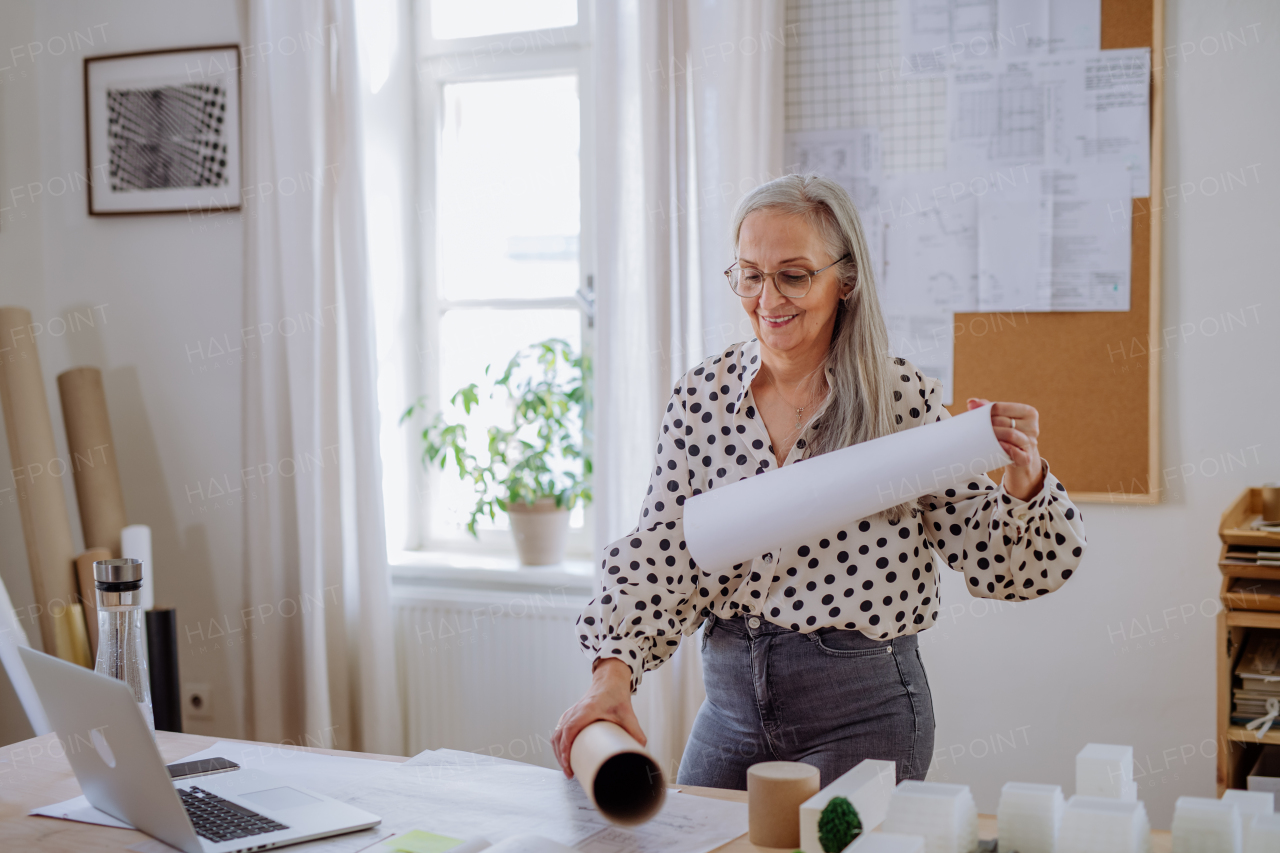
[551,174,1087,790]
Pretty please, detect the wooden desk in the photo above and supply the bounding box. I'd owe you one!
[1,732,1173,852]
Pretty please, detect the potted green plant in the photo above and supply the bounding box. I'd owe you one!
[402,338,592,566]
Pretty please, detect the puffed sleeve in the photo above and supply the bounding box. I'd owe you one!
[575,383,704,692]
[918,376,1087,601]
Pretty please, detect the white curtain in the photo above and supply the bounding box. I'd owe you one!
[241,0,402,755]
[593,0,786,780]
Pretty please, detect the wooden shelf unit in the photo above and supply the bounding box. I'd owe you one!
[1216,489,1280,793]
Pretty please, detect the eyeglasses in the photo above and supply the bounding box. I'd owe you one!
[724,254,851,298]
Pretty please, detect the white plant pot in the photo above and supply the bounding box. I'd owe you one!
[508,498,571,567]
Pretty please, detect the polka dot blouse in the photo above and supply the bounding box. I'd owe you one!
[576,338,1088,692]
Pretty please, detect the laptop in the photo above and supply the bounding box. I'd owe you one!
[20,646,381,853]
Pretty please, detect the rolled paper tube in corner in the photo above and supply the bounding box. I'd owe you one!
[684,402,1010,569]
[54,603,93,668]
[569,721,667,826]
[0,306,80,658]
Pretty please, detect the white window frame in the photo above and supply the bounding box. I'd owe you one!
[408,0,596,561]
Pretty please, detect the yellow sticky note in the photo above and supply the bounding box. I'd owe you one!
[382,830,464,853]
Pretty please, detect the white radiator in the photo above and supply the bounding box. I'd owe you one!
[393,582,592,769]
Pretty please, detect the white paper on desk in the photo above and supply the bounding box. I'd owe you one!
[31,794,133,828]
[178,739,396,798]
[880,171,979,313]
[977,165,1052,312]
[683,403,1010,569]
[333,757,747,853]
[785,128,885,283]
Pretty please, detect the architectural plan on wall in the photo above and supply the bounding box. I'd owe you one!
[977,165,1052,312]
[879,171,979,313]
[899,0,997,75]
[1045,163,1132,311]
[785,128,885,283]
[899,0,1100,74]
[885,311,955,405]
[945,50,1149,197]
[1049,0,1101,52]
[976,163,1131,312]
[1083,48,1151,198]
[996,0,1048,56]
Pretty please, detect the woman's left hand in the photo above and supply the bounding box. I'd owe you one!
[966,398,1044,501]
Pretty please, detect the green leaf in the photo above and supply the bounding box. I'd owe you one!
[402,337,593,531]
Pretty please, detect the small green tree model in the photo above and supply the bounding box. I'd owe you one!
[818,796,862,852]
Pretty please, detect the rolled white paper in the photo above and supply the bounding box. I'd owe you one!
[121,524,153,612]
[684,403,1011,569]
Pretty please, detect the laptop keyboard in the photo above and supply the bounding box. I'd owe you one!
[179,786,289,843]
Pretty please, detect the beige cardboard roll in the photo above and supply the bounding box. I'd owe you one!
[747,761,820,848]
[0,306,83,661]
[569,721,666,826]
[58,367,127,557]
[75,547,112,659]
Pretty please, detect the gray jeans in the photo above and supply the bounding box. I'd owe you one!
[676,613,935,789]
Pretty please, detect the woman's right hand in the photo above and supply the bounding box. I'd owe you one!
[551,658,647,778]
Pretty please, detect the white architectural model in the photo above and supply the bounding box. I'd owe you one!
[996,781,1065,853]
[800,759,896,853]
[1220,790,1274,851]
[881,781,978,853]
[1171,797,1242,853]
[1058,795,1151,853]
[1076,743,1138,801]
[1246,814,1280,853]
[844,832,926,852]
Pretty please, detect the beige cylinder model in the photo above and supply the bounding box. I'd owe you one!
[747,761,821,848]
[0,306,84,661]
[58,367,127,557]
[569,721,666,825]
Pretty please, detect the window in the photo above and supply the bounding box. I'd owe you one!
[412,0,593,556]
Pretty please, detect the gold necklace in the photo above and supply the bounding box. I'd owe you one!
[768,367,826,431]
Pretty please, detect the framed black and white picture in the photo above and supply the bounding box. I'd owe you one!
[84,45,241,216]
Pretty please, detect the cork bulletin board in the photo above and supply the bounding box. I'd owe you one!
[786,0,1164,502]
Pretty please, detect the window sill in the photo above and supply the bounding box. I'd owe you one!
[389,549,597,596]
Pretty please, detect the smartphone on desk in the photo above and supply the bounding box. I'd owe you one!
[165,757,240,780]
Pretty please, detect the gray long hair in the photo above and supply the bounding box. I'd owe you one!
[731,173,916,520]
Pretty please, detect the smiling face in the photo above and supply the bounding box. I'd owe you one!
[736,208,848,362]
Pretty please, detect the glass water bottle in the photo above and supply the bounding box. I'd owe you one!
[94,558,154,731]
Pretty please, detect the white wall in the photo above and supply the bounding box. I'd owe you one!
[920,0,1280,829]
[0,0,246,743]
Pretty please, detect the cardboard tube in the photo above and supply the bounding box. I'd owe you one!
[569,721,666,825]
[0,306,82,661]
[747,761,820,848]
[75,547,112,659]
[58,367,127,557]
